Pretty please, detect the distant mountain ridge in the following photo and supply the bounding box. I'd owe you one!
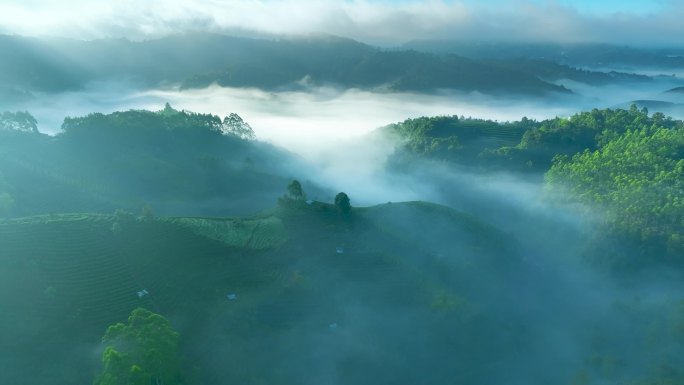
[0,33,583,97]
[401,40,684,69]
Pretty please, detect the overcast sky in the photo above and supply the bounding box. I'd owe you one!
[0,0,679,46]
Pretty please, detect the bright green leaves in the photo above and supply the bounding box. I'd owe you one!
[546,126,684,261]
[95,308,184,385]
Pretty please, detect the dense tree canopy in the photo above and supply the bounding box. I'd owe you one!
[546,125,684,263]
[222,113,256,140]
[384,115,532,165]
[385,106,684,268]
[386,106,684,173]
[94,308,184,385]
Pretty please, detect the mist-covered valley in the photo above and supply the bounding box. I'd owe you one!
[1,3,684,385]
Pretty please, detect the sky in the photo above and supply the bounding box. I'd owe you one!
[0,0,680,46]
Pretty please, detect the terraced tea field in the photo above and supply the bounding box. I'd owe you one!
[0,203,523,385]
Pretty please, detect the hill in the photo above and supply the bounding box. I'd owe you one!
[0,106,316,217]
[381,106,684,172]
[0,201,523,385]
[401,40,684,69]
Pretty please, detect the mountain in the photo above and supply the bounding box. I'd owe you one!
[0,33,569,96]
[665,86,684,93]
[492,58,651,85]
[401,40,684,70]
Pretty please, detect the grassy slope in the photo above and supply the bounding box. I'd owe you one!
[0,202,521,385]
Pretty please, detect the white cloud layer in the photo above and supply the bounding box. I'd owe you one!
[0,0,683,46]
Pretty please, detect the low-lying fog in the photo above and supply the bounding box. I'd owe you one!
[9,77,684,206]
[13,74,684,153]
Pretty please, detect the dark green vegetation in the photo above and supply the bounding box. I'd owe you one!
[372,107,684,385]
[0,199,525,385]
[385,105,684,172]
[0,105,310,217]
[382,106,683,272]
[547,125,684,267]
[95,308,184,385]
[382,114,534,165]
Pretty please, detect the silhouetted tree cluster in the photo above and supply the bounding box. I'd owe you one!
[334,192,351,215]
[222,113,256,140]
[279,180,307,208]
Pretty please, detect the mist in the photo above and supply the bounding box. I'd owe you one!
[15,69,684,151]
[2,44,684,384]
[9,71,684,209]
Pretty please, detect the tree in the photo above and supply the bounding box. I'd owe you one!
[546,126,684,263]
[94,308,184,385]
[222,113,256,140]
[334,192,351,215]
[0,111,38,133]
[286,180,306,201]
[159,103,179,117]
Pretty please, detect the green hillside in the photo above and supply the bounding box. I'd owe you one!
[0,201,522,385]
[383,106,684,172]
[0,106,314,217]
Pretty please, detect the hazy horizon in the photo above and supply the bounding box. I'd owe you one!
[1,0,684,47]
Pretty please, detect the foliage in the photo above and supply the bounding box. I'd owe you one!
[384,115,533,164]
[0,105,296,217]
[504,105,681,170]
[61,104,224,143]
[222,113,256,140]
[387,106,684,173]
[286,180,306,201]
[334,192,351,215]
[0,111,38,133]
[94,308,184,385]
[170,216,287,249]
[546,125,684,263]
[278,180,308,209]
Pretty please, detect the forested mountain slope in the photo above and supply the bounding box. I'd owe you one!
[0,33,572,96]
[0,105,310,217]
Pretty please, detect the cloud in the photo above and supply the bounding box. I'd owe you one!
[0,0,683,46]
